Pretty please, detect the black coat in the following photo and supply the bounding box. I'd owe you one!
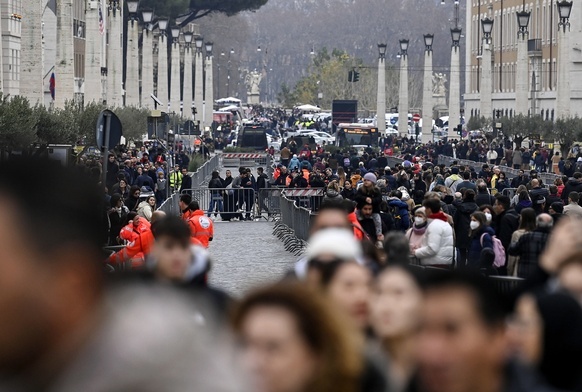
[475,191,495,207]
[453,199,479,249]
[562,179,582,203]
[180,174,193,193]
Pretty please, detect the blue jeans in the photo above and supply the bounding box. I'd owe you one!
[208,195,224,216]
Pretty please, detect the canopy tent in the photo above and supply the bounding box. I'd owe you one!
[216,97,241,104]
[219,105,240,111]
[295,104,321,112]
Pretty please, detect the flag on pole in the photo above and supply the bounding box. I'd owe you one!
[49,73,56,100]
[98,1,104,35]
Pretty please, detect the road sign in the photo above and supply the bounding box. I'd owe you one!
[390,117,397,125]
[96,109,122,150]
[412,113,421,122]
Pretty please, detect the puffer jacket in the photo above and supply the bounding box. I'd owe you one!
[323,188,343,202]
[414,218,454,266]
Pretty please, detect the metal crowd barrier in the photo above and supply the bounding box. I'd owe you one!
[279,193,312,241]
[190,154,220,186]
[180,187,263,220]
[220,153,271,170]
[488,275,525,294]
[282,188,325,211]
[157,192,181,216]
[438,155,560,186]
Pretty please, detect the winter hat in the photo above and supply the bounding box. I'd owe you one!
[403,160,412,168]
[451,167,459,174]
[306,228,363,262]
[363,173,377,184]
[550,202,564,214]
[293,154,298,159]
[577,157,582,162]
[385,166,391,172]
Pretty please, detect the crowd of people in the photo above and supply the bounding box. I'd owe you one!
[4,156,582,392]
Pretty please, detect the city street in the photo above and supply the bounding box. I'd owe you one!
[208,220,297,297]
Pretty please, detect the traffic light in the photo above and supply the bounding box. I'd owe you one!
[353,71,360,82]
[348,70,354,82]
[457,124,463,137]
[348,70,360,83]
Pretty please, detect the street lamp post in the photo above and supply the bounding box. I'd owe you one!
[515,8,531,115]
[557,0,573,119]
[170,25,181,114]
[183,32,193,120]
[398,39,409,138]
[448,26,462,140]
[140,9,154,109]
[194,35,204,127]
[156,17,169,111]
[422,34,434,144]
[480,17,494,120]
[377,43,387,134]
[227,48,234,97]
[125,0,140,107]
[204,41,214,128]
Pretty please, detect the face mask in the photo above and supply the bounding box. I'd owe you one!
[414,217,425,226]
[470,221,480,230]
[485,212,492,222]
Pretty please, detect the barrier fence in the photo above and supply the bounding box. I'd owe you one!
[438,155,560,186]
[279,193,312,241]
[191,154,221,187]
[220,153,272,171]
[180,187,283,221]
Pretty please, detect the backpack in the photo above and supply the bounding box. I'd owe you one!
[480,233,506,268]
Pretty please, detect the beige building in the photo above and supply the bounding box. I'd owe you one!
[464,0,582,121]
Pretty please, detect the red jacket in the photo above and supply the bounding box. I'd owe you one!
[187,210,214,248]
[348,212,369,241]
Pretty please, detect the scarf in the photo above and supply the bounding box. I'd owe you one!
[429,212,449,222]
[412,221,428,235]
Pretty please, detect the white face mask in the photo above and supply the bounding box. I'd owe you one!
[485,212,492,223]
[414,217,425,226]
[470,221,480,230]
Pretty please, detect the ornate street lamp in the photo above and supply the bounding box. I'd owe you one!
[517,9,531,36]
[451,27,462,47]
[399,39,409,57]
[141,9,153,24]
[127,0,138,22]
[170,26,180,43]
[184,31,193,47]
[205,41,213,56]
[157,17,168,35]
[557,0,573,32]
[424,34,434,51]
[195,35,204,52]
[377,43,387,59]
[481,17,494,40]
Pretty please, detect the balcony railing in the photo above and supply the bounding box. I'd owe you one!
[528,38,542,55]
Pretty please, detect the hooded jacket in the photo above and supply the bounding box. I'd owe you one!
[413,216,454,266]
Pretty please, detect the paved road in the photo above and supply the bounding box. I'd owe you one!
[207,220,297,297]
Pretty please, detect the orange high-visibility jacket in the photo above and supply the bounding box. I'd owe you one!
[187,210,214,248]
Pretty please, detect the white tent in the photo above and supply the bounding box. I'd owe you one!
[295,104,321,112]
[220,105,239,111]
[216,97,241,104]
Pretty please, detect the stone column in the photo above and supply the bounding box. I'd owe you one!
[194,48,203,123]
[125,18,139,107]
[156,33,168,110]
[20,0,43,104]
[557,26,571,119]
[141,26,154,109]
[398,55,409,137]
[376,56,386,133]
[204,53,213,127]
[448,46,461,139]
[515,31,529,115]
[54,0,74,108]
[106,0,123,107]
[183,45,193,118]
[169,38,181,114]
[84,0,103,105]
[422,49,433,144]
[480,38,493,120]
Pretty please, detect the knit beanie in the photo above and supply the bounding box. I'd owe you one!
[363,173,377,184]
